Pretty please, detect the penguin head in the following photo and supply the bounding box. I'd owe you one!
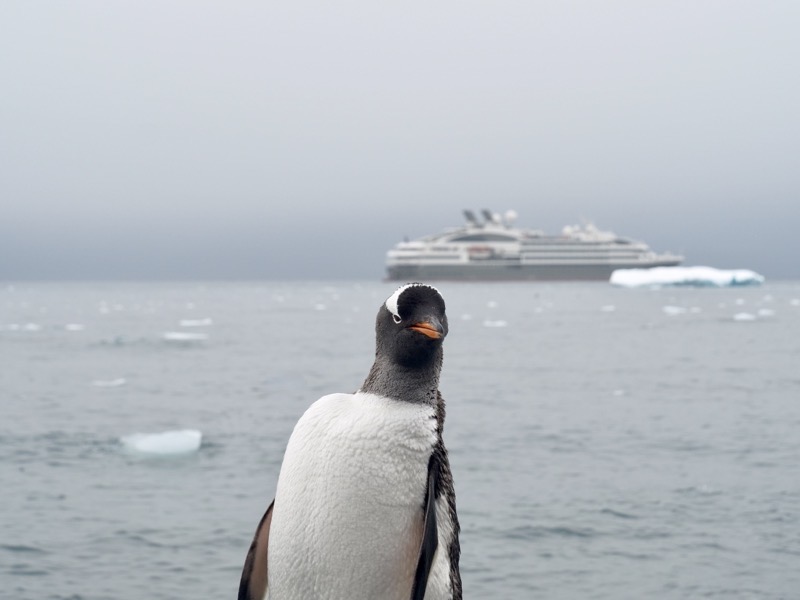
[377,283,448,368]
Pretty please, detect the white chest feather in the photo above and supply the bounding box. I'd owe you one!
[267,392,438,600]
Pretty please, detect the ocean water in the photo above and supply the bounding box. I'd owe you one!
[2,281,800,600]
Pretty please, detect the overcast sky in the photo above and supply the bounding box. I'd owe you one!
[2,1,798,280]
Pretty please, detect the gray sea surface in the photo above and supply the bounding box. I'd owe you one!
[2,281,800,599]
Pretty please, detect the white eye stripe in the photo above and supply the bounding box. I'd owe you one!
[384,283,440,321]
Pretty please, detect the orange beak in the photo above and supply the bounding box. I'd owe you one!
[408,321,443,339]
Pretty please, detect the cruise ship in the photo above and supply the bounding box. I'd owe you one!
[386,210,683,281]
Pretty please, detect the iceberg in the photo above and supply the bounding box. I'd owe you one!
[120,429,202,455]
[610,266,765,288]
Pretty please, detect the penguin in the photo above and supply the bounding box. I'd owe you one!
[238,282,461,600]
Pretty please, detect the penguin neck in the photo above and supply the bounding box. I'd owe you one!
[360,350,442,405]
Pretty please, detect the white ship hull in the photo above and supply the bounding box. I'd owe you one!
[387,258,682,282]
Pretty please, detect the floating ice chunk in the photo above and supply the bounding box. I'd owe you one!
[483,319,508,328]
[662,305,687,316]
[790,299,800,307]
[22,323,42,331]
[162,331,208,342]
[314,304,327,311]
[93,378,127,387]
[121,429,202,454]
[733,312,757,322]
[179,318,213,327]
[757,308,775,317]
[610,266,765,288]
[461,314,473,321]
[65,323,85,331]
[487,300,498,308]
[600,305,616,312]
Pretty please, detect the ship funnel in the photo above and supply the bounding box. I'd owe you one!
[481,209,502,225]
[463,210,480,226]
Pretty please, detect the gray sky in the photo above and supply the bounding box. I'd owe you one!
[2,1,798,280]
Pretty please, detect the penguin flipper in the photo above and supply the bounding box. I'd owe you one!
[411,460,439,600]
[238,500,274,600]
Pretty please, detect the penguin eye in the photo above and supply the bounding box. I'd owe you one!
[393,314,402,324]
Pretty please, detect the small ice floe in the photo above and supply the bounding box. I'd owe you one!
[461,314,473,321]
[610,266,765,288]
[483,319,508,328]
[790,299,800,307]
[735,298,746,306]
[662,305,687,316]
[314,304,327,311]
[733,312,757,322]
[487,300,498,308]
[178,318,213,327]
[99,302,125,314]
[120,429,202,455]
[600,305,616,312]
[92,378,127,388]
[612,389,626,397]
[676,484,720,497]
[162,331,209,343]
[22,323,42,331]
[65,323,85,331]
[757,308,775,317]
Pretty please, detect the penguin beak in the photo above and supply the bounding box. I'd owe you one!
[408,318,445,339]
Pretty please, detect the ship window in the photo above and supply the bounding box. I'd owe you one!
[450,234,516,242]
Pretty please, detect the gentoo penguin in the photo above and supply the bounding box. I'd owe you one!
[238,283,461,600]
